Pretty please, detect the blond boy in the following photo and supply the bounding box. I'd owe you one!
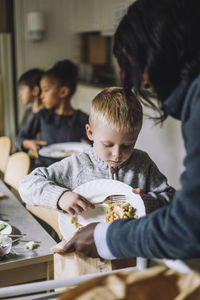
[19,87,175,216]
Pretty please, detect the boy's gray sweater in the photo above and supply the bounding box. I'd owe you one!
[19,148,175,214]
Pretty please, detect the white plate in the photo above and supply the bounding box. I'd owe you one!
[39,142,91,158]
[59,179,145,240]
[0,220,12,235]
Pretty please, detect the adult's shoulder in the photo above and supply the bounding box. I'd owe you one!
[189,73,200,89]
[185,74,200,106]
[180,74,200,122]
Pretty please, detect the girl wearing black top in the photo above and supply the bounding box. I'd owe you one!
[16,60,89,167]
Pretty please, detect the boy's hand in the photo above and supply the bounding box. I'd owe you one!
[22,139,47,158]
[132,188,144,197]
[58,191,95,215]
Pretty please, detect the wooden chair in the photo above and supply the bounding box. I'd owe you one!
[4,152,31,191]
[0,136,11,175]
[26,205,62,240]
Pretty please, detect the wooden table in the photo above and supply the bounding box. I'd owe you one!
[0,180,56,287]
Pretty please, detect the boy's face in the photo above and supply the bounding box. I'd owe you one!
[86,122,137,167]
[18,84,33,105]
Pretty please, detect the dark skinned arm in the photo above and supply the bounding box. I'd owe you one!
[63,222,100,258]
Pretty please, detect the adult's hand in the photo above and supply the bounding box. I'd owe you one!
[22,139,47,158]
[63,222,100,258]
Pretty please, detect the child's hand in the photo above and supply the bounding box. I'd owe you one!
[58,191,95,215]
[22,139,47,158]
[132,188,144,197]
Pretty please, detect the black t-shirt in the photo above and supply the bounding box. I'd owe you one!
[16,108,89,167]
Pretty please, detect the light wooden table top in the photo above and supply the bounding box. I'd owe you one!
[0,179,56,286]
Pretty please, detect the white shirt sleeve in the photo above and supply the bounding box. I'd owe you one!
[94,222,117,260]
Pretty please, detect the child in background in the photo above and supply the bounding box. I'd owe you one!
[19,87,175,216]
[16,59,89,168]
[17,68,44,131]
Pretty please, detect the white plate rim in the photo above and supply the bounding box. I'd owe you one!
[0,220,12,235]
[58,179,145,240]
[39,142,91,158]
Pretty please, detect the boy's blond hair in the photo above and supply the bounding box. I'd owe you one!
[89,87,143,133]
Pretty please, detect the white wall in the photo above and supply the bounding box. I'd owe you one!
[13,0,186,189]
[135,106,185,189]
[72,84,102,114]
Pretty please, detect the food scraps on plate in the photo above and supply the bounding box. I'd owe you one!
[69,201,138,229]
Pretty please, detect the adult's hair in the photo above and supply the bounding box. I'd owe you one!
[113,0,200,116]
[43,59,78,97]
[89,87,143,134]
[18,68,44,90]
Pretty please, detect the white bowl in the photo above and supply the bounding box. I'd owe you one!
[0,235,12,258]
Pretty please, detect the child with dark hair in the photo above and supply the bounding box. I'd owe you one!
[18,68,44,131]
[16,60,89,168]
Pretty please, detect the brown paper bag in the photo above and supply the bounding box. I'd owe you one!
[58,265,200,300]
[51,240,136,280]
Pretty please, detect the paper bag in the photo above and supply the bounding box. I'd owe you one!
[51,240,136,279]
[58,265,200,300]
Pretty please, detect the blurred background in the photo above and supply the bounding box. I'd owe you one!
[0,0,185,189]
